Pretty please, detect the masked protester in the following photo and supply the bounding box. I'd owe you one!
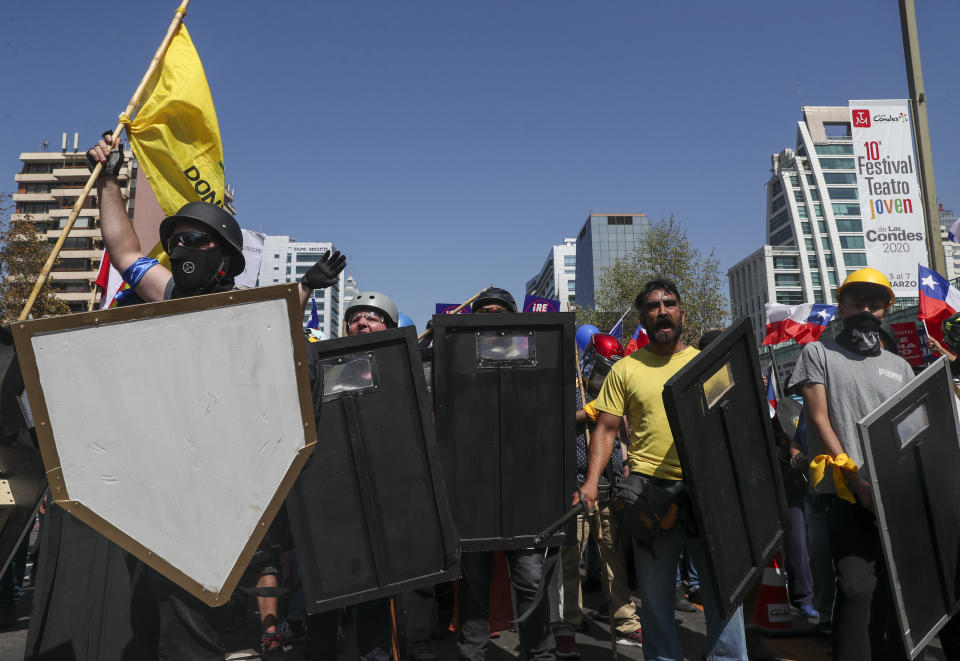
[788,268,914,661]
[24,137,347,661]
[574,279,749,661]
[455,287,557,661]
[549,332,642,657]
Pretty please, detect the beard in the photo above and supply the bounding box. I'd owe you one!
[648,318,683,345]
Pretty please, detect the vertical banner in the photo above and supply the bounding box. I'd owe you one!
[850,100,926,298]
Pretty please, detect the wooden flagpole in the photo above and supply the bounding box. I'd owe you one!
[18,0,192,321]
[416,284,493,341]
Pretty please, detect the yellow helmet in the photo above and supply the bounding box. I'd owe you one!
[836,268,895,307]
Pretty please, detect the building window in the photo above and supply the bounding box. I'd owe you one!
[816,143,854,156]
[829,187,858,200]
[823,122,852,139]
[274,254,280,259]
[821,237,832,249]
[832,203,861,216]
[811,271,822,286]
[813,203,824,218]
[839,236,864,250]
[823,172,857,185]
[814,290,825,303]
[801,222,812,236]
[563,255,576,266]
[844,252,868,266]
[819,158,856,170]
[797,205,808,219]
[835,219,862,233]
[806,174,818,186]
[792,191,805,203]
[773,256,798,269]
[770,225,795,246]
[773,195,787,211]
[776,291,804,305]
[804,238,815,251]
[606,216,634,225]
[775,273,801,287]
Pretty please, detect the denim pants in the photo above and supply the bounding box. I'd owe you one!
[458,549,555,660]
[633,524,747,661]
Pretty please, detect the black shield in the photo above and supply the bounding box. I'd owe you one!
[0,342,46,577]
[430,312,576,551]
[857,357,960,659]
[287,327,459,613]
[662,317,787,621]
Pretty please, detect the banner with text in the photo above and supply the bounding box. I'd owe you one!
[435,303,472,315]
[849,99,926,297]
[522,295,560,313]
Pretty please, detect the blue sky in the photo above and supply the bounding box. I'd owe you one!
[4,1,960,327]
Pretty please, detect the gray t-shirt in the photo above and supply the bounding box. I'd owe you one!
[789,339,914,492]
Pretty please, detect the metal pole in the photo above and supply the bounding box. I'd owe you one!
[899,0,945,275]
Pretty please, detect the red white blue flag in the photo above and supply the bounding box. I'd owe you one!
[762,303,837,345]
[766,366,777,418]
[624,321,650,355]
[918,264,960,344]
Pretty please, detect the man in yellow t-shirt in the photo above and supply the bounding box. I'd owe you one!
[575,279,747,661]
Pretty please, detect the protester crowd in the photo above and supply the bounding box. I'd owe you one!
[2,137,958,661]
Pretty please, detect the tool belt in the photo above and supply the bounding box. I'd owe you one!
[614,473,686,546]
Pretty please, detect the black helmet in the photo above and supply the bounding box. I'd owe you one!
[472,287,517,313]
[158,202,246,277]
[943,312,960,350]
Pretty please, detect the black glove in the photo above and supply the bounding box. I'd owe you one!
[86,141,124,177]
[300,250,346,290]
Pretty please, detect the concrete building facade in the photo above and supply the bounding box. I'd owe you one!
[13,133,135,312]
[525,238,576,311]
[574,211,650,309]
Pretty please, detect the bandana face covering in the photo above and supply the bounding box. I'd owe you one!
[836,311,882,356]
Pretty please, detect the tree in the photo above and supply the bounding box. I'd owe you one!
[576,215,728,345]
[0,192,70,323]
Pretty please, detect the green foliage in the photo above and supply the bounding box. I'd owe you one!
[0,193,70,323]
[575,215,728,345]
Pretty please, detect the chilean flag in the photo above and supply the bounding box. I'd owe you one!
[762,303,837,345]
[918,264,960,344]
[624,321,650,355]
[766,366,777,418]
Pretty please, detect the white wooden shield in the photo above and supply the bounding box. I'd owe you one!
[12,284,317,606]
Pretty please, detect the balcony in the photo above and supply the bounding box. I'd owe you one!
[43,229,101,239]
[14,173,57,183]
[51,187,97,198]
[12,193,55,203]
[49,270,98,280]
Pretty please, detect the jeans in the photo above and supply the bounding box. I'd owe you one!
[806,494,835,621]
[458,550,555,660]
[633,523,747,661]
[675,552,699,592]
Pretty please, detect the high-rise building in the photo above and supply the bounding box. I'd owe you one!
[939,206,960,280]
[13,133,135,312]
[340,263,359,323]
[525,238,576,311]
[258,236,345,338]
[574,211,650,309]
[728,105,937,343]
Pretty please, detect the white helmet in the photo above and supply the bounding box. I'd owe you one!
[344,291,398,327]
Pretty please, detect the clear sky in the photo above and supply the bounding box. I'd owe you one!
[4,1,959,328]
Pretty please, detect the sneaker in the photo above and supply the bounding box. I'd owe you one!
[556,634,580,658]
[616,629,643,647]
[260,630,287,660]
[797,604,820,620]
[686,587,702,606]
[408,639,438,661]
[674,585,697,612]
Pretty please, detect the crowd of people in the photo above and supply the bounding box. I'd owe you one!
[5,136,958,661]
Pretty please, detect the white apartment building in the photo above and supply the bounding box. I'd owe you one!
[525,238,577,311]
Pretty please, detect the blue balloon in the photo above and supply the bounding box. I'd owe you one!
[398,312,415,328]
[576,324,600,352]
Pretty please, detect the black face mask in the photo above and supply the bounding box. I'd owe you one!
[836,311,882,356]
[169,244,230,295]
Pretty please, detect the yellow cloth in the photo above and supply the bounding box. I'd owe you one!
[593,346,699,480]
[810,453,859,504]
[121,25,225,218]
[583,400,599,422]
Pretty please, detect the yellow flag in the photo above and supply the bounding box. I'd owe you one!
[121,25,225,218]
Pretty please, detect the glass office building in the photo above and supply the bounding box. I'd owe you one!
[574,212,650,309]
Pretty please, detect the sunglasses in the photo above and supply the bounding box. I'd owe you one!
[170,231,217,250]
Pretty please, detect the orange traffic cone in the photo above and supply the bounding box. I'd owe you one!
[752,554,792,631]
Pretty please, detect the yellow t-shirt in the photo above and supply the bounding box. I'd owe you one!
[593,346,699,480]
